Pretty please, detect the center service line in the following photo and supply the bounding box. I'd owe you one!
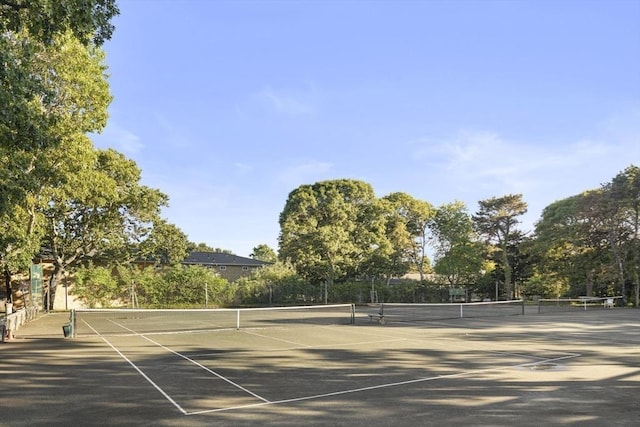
[83,320,188,415]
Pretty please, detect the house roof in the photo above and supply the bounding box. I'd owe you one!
[182,251,269,267]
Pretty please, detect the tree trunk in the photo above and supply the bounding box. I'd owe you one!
[4,268,11,303]
[48,263,64,310]
[608,230,626,302]
[502,245,512,300]
[586,271,594,296]
[633,266,639,308]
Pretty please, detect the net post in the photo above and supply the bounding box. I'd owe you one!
[236,309,240,329]
[70,309,76,338]
[350,304,355,324]
[459,303,463,318]
[521,299,525,316]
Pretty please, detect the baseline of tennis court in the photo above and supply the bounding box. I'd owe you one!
[2,308,638,426]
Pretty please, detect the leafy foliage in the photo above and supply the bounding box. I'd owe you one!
[474,194,527,299]
[1,30,114,297]
[138,220,189,266]
[0,0,119,46]
[234,261,313,305]
[73,265,119,308]
[279,179,382,285]
[250,244,277,263]
[379,192,433,281]
[431,201,486,287]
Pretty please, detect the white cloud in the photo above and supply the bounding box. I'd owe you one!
[414,128,628,194]
[407,111,640,233]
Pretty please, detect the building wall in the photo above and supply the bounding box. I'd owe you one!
[215,265,261,282]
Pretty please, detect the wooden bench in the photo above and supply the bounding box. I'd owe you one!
[368,313,385,325]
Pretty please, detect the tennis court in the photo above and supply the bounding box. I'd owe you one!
[1,304,638,426]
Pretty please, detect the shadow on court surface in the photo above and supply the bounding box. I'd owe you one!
[1,309,638,426]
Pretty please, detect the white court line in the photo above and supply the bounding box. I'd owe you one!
[251,324,578,365]
[180,323,575,362]
[189,337,412,358]
[336,323,581,362]
[140,334,270,403]
[186,353,581,415]
[240,329,313,347]
[82,320,188,415]
[233,329,411,353]
[97,322,270,415]
[103,317,234,336]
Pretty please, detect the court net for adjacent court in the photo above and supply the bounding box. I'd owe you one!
[367,300,525,323]
[70,304,355,337]
[537,296,622,313]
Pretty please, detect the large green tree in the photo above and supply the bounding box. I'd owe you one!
[1,31,112,300]
[474,194,527,299]
[138,219,189,266]
[431,201,486,289]
[250,244,277,263]
[1,10,116,297]
[379,192,433,282]
[279,179,382,294]
[607,165,640,306]
[534,192,615,297]
[41,147,167,309]
[359,195,412,285]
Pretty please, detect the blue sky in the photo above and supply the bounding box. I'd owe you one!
[92,0,640,257]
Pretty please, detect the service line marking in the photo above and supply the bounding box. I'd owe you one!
[98,319,270,412]
[186,353,581,415]
[83,320,188,415]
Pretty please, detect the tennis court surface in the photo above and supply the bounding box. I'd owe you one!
[1,305,638,426]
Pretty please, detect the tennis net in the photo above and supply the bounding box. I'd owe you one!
[70,304,355,337]
[367,300,525,323]
[537,296,621,314]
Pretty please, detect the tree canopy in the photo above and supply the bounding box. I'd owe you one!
[431,201,486,287]
[0,0,119,46]
[279,179,382,287]
[474,194,527,299]
[251,244,277,263]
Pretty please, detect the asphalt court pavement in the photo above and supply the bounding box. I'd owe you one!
[1,308,638,426]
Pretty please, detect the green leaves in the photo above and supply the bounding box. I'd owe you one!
[279,179,379,284]
[379,192,434,281]
[250,244,277,263]
[0,0,119,46]
[474,194,528,299]
[431,201,485,286]
[530,165,640,303]
[280,183,439,286]
[73,265,118,308]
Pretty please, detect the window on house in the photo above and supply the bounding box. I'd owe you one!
[219,266,226,271]
[242,266,249,271]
